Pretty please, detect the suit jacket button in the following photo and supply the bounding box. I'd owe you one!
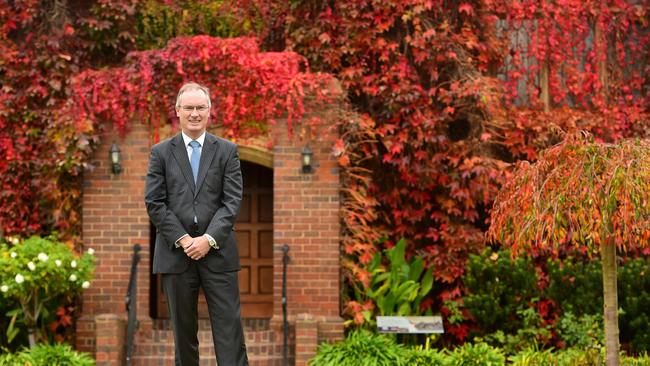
[193,201,198,205]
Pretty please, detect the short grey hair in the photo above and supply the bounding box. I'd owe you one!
[175,82,212,108]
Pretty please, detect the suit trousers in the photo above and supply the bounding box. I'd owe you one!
[161,261,248,366]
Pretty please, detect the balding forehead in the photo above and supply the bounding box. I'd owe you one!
[176,83,211,107]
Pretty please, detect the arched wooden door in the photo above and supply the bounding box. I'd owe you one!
[152,160,274,319]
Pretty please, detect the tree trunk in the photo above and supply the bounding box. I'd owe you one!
[602,239,620,366]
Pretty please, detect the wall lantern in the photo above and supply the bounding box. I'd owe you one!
[301,146,313,174]
[109,142,122,175]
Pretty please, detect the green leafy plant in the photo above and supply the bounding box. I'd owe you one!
[545,258,603,316]
[446,342,506,365]
[618,259,650,353]
[0,236,95,347]
[345,238,434,328]
[0,343,95,366]
[480,306,552,355]
[308,329,406,366]
[510,347,603,366]
[462,249,539,335]
[557,311,603,349]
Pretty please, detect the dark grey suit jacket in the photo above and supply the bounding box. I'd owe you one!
[145,132,242,274]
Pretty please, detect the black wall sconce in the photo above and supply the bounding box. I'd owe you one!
[301,146,313,174]
[109,142,122,175]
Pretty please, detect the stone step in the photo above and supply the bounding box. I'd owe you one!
[141,329,277,344]
[133,328,287,365]
[132,355,289,366]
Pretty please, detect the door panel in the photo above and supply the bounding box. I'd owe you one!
[154,161,273,319]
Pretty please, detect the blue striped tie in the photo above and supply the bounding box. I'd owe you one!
[189,140,201,184]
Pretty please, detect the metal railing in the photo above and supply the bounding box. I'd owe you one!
[281,244,291,366]
[125,244,141,366]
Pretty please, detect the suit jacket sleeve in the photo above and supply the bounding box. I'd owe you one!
[205,144,242,246]
[145,145,187,250]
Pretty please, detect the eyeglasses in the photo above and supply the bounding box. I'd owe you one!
[180,105,209,113]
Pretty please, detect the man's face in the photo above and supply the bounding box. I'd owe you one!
[176,89,210,139]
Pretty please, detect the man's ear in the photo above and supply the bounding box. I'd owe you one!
[175,107,181,118]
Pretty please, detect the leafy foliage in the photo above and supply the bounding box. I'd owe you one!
[344,238,434,328]
[66,36,335,141]
[462,249,538,334]
[460,249,650,353]
[0,343,94,366]
[0,236,95,346]
[240,0,650,336]
[557,312,604,349]
[446,342,506,365]
[619,259,650,352]
[134,0,257,49]
[488,132,650,252]
[309,331,650,366]
[0,0,334,240]
[308,329,406,366]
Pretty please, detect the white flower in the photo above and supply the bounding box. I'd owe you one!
[55,259,62,267]
[10,252,16,258]
[81,281,90,289]
[38,253,48,262]
[69,274,77,282]
[1,285,8,292]
[87,248,95,255]
[27,262,36,271]
[71,260,77,268]
[10,237,19,245]
[15,274,24,284]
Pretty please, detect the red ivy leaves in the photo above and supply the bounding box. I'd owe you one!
[66,36,335,142]
[243,0,650,337]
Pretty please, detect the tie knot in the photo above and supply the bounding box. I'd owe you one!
[189,140,201,149]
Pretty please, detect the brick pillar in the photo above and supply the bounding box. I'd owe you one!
[77,123,153,354]
[95,314,125,366]
[271,106,345,364]
[295,314,318,366]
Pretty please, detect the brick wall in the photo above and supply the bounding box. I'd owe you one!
[272,118,341,321]
[271,112,344,363]
[77,123,152,353]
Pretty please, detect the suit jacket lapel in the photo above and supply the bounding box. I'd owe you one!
[195,133,218,198]
[170,133,196,193]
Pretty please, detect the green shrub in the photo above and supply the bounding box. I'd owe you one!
[557,311,603,348]
[480,306,552,354]
[545,257,602,316]
[509,348,556,366]
[447,342,505,365]
[346,238,434,329]
[0,236,95,346]
[510,347,602,366]
[622,353,650,366]
[309,330,407,366]
[0,343,94,366]
[135,0,256,50]
[462,250,650,353]
[618,259,650,353]
[462,249,538,335]
[403,347,447,366]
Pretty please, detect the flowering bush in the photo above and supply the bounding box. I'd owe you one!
[0,236,95,347]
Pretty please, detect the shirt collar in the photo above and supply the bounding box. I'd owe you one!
[181,131,206,147]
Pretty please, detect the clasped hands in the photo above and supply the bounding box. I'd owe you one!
[179,235,211,260]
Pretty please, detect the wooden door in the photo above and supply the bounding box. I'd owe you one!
[153,161,274,319]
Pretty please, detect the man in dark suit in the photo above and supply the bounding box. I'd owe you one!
[145,82,248,366]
